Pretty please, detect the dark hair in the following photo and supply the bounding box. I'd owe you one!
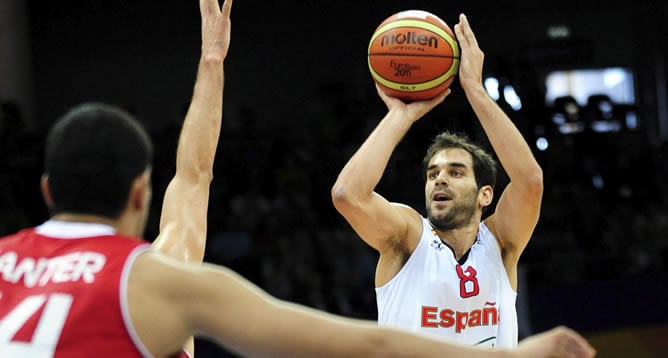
[422,131,498,190]
[44,102,153,218]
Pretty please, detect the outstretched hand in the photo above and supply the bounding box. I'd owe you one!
[375,84,450,124]
[453,13,484,91]
[515,326,596,358]
[200,0,232,62]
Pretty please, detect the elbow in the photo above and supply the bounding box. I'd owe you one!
[191,158,215,183]
[331,175,371,214]
[191,167,215,186]
[200,53,224,68]
[202,169,214,184]
[331,183,355,212]
[525,164,543,196]
[330,183,348,209]
[331,183,346,203]
[175,160,214,185]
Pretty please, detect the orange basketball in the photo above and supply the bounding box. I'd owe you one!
[368,10,460,101]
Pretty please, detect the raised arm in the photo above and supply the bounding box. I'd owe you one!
[331,86,448,256]
[454,14,543,273]
[129,252,595,358]
[152,0,231,262]
[151,0,231,355]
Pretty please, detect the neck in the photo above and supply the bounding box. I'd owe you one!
[50,212,136,237]
[432,223,479,260]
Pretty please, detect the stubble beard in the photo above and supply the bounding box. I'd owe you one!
[427,189,478,231]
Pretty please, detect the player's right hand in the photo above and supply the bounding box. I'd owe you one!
[375,84,450,124]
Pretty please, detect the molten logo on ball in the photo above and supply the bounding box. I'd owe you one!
[380,32,440,49]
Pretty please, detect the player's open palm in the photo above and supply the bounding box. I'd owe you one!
[515,326,596,358]
[454,13,484,91]
[200,0,232,62]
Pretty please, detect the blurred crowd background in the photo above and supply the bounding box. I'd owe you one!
[1,0,667,356]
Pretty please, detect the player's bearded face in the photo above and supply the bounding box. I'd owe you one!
[426,185,478,231]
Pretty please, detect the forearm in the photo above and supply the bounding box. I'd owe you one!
[228,300,509,358]
[332,110,413,199]
[368,326,512,358]
[154,57,223,260]
[463,83,541,181]
[176,56,224,183]
[274,312,511,358]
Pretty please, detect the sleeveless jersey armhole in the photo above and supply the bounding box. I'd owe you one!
[119,244,155,358]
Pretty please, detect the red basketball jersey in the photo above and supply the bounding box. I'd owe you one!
[0,221,188,358]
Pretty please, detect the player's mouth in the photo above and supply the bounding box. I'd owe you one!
[432,191,453,203]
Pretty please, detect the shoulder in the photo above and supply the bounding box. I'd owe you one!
[128,250,217,295]
[390,202,424,227]
[389,203,426,252]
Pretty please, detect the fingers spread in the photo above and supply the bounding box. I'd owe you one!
[221,0,232,18]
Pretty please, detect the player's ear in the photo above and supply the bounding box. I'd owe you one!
[129,170,151,211]
[478,185,493,208]
[40,174,54,209]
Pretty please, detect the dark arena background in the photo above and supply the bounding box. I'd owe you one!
[1,0,667,356]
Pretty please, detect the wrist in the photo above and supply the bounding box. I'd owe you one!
[461,82,490,103]
[385,108,416,130]
[460,79,485,94]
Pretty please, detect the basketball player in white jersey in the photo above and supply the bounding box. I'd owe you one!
[332,14,542,349]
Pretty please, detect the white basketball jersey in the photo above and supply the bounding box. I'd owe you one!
[376,217,518,349]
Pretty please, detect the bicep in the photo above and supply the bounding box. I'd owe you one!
[334,191,421,254]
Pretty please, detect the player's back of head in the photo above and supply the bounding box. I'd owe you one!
[44,102,154,219]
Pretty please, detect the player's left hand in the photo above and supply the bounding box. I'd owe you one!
[514,326,596,358]
[453,13,484,91]
[200,0,232,62]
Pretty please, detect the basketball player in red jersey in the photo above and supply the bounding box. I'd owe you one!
[0,0,596,356]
